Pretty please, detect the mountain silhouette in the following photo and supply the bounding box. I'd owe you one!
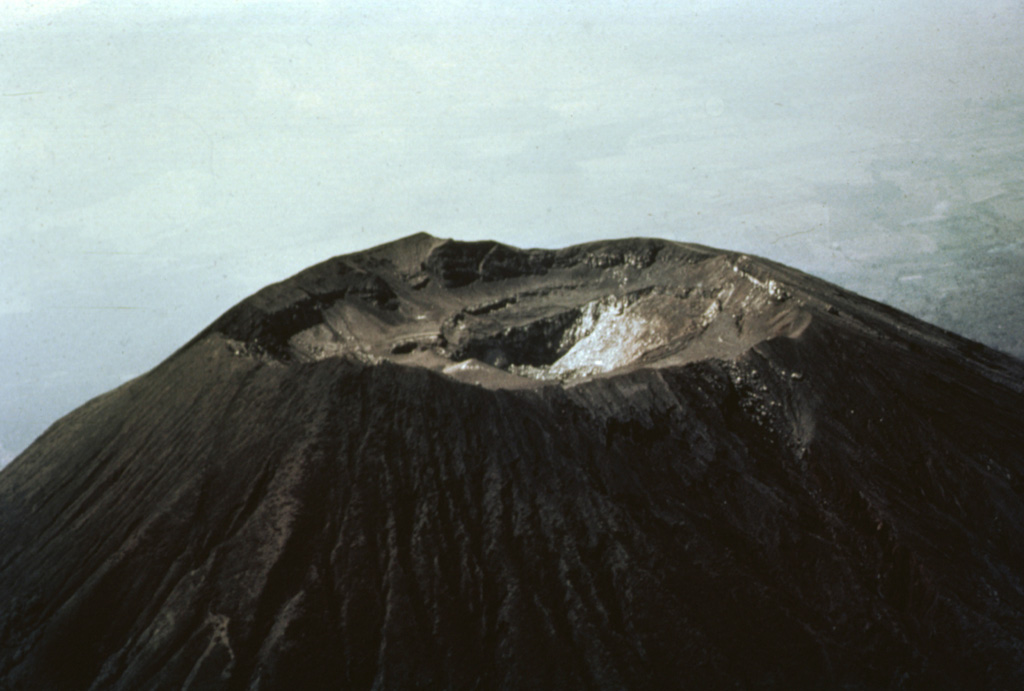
[2,234,1023,689]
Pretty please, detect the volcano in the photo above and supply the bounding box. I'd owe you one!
[2,234,1024,689]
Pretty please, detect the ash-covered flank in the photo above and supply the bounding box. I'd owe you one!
[2,233,1024,689]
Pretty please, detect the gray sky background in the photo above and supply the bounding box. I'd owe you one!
[3,0,1023,464]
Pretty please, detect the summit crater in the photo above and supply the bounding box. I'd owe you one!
[204,235,842,386]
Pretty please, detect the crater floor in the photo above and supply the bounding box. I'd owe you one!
[214,234,820,388]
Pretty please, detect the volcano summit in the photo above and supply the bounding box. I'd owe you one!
[2,234,1024,689]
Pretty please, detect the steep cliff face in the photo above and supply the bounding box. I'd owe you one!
[2,234,1024,689]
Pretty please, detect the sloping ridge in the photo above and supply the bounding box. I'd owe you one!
[2,234,1024,689]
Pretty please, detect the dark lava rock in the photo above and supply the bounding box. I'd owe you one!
[2,233,1024,689]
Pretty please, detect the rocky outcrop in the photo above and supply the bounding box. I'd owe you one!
[2,234,1024,689]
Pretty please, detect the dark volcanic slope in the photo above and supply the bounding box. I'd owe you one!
[2,234,1024,689]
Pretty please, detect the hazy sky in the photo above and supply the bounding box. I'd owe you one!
[3,0,1023,463]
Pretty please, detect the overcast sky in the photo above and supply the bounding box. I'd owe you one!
[2,0,1023,463]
